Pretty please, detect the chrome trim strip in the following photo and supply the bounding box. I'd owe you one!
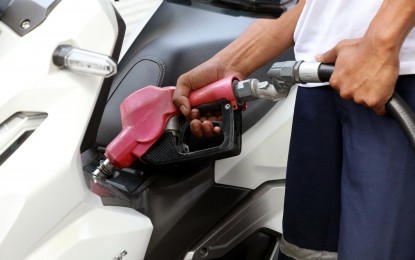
[0,112,47,164]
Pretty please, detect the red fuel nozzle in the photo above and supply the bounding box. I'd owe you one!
[93,76,240,179]
[104,86,178,170]
[188,75,241,110]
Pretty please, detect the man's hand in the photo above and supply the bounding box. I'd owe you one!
[188,109,223,138]
[316,36,400,115]
[172,60,243,137]
[316,0,415,115]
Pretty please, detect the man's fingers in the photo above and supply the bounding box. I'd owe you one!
[190,108,200,120]
[316,40,355,64]
[316,48,338,64]
[202,121,216,137]
[190,119,203,138]
[213,126,222,134]
[173,75,192,116]
[172,89,191,116]
[373,105,387,116]
[177,97,191,116]
[190,119,220,138]
[189,108,223,138]
[190,119,216,137]
[190,120,215,138]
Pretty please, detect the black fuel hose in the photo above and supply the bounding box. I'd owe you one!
[318,64,415,150]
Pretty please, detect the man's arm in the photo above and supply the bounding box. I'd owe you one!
[173,0,306,116]
[210,0,306,78]
[317,0,415,115]
[172,0,305,137]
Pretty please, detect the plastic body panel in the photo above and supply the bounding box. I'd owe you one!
[0,0,61,36]
[124,163,251,260]
[0,0,153,259]
[215,86,297,190]
[184,181,285,259]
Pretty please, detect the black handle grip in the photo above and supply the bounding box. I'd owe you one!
[317,63,415,150]
[317,63,335,82]
[142,100,242,165]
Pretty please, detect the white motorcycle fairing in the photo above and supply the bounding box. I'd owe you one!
[0,0,153,259]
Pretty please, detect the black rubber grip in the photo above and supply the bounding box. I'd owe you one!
[316,63,415,151]
[318,63,335,82]
[142,100,242,165]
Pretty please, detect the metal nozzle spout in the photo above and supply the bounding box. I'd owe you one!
[235,79,291,102]
[92,159,115,180]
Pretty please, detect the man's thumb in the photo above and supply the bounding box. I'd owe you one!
[316,48,337,63]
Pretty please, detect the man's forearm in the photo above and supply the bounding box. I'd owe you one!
[210,0,306,78]
[366,0,415,54]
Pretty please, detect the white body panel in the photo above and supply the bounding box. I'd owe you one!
[111,0,163,59]
[0,0,153,259]
[214,87,296,233]
[215,86,296,190]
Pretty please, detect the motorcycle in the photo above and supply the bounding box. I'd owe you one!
[0,0,295,259]
[2,0,414,260]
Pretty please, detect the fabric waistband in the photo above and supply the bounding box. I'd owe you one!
[280,236,338,260]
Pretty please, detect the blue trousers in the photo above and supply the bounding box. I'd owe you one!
[281,75,415,259]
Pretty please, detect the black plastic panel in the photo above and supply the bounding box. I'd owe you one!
[142,101,242,165]
[188,181,285,260]
[84,153,250,260]
[214,230,277,260]
[1,0,60,36]
[127,163,250,260]
[0,0,12,18]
